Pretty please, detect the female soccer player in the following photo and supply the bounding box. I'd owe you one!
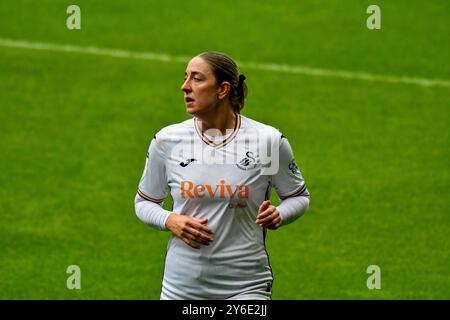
[134,51,310,300]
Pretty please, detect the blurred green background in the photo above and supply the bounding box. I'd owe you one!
[0,0,448,299]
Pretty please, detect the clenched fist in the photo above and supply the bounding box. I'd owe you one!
[255,200,282,230]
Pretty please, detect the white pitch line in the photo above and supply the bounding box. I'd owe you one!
[1,37,449,88]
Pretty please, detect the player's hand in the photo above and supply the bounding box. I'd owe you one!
[256,200,282,230]
[165,213,214,249]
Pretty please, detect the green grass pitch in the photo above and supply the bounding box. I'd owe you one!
[0,0,448,299]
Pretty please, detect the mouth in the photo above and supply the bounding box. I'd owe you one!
[185,97,195,104]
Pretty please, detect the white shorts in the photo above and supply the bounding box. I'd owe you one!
[225,288,271,300]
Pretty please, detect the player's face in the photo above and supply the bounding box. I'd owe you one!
[181,57,220,116]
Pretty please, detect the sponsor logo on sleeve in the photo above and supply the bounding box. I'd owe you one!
[288,159,300,175]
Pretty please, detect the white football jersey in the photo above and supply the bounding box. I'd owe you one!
[137,114,308,300]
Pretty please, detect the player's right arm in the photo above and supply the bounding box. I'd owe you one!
[135,136,171,230]
[134,135,213,248]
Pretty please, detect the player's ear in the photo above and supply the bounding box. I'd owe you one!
[217,81,231,100]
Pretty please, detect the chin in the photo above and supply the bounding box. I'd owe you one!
[185,105,195,113]
[185,103,203,115]
[185,107,199,117]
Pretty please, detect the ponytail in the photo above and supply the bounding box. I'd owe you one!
[235,74,248,113]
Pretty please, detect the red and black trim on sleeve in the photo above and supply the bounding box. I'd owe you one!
[137,189,165,204]
[279,183,308,200]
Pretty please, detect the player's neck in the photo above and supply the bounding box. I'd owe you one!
[196,104,236,136]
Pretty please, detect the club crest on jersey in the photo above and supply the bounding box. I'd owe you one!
[236,151,259,170]
[288,159,300,175]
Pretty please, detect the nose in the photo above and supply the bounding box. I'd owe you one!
[181,79,191,93]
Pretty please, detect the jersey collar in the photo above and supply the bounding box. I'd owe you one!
[194,113,241,149]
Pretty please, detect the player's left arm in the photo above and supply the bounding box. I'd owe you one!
[256,135,310,229]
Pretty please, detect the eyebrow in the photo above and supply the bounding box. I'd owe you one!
[184,71,203,76]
